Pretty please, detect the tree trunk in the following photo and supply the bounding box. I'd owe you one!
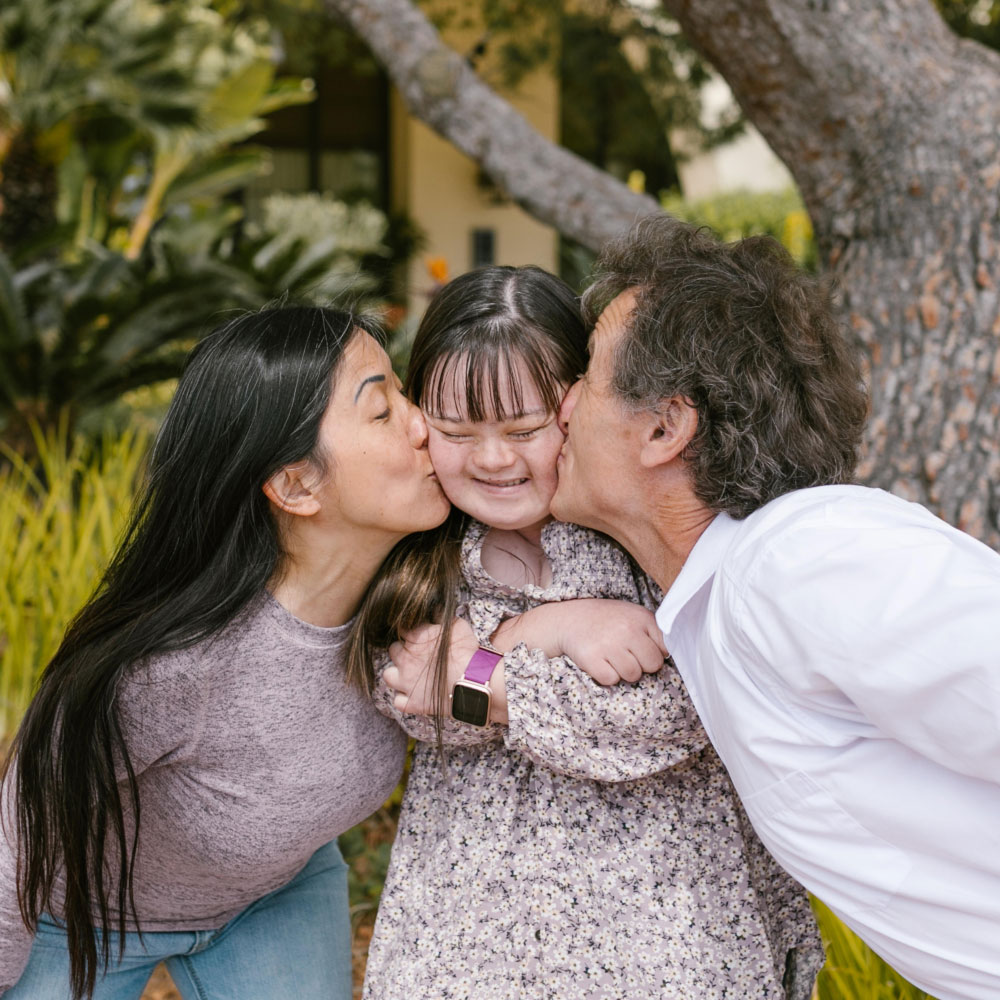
[326,0,1000,548]
[659,0,1000,546]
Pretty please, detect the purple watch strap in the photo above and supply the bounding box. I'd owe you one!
[464,648,502,685]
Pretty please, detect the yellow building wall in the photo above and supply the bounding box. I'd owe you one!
[391,57,560,315]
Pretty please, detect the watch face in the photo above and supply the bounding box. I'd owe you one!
[451,683,491,727]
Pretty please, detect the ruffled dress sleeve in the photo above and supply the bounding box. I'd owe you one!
[463,520,710,781]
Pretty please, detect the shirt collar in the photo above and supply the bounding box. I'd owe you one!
[654,512,742,637]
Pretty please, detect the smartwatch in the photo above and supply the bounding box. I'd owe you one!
[450,648,502,727]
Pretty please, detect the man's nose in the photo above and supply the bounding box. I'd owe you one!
[559,380,582,433]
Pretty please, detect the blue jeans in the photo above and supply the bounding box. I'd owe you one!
[7,840,351,1000]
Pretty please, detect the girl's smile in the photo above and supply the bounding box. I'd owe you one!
[424,356,566,533]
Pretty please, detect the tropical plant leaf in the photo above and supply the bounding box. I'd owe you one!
[163,148,271,207]
[203,59,275,132]
[93,285,228,369]
[82,353,192,406]
[256,76,317,116]
[0,251,31,349]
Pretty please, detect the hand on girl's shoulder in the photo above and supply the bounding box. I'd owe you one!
[554,598,669,685]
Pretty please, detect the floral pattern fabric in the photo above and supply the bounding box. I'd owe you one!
[363,520,822,1000]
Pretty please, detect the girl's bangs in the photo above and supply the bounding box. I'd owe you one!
[422,332,567,423]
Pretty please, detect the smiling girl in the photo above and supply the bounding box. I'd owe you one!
[347,267,822,1000]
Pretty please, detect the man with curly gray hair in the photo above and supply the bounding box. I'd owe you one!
[551,217,1000,1000]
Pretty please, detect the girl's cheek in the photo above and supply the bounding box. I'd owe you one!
[426,434,448,468]
[428,440,465,483]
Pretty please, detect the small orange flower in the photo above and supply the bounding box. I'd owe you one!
[426,256,449,284]
[380,304,407,330]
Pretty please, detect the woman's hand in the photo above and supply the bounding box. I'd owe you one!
[492,599,668,686]
[385,619,508,723]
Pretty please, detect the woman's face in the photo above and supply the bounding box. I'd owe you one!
[422,354,565,534]
[313,331,450,538]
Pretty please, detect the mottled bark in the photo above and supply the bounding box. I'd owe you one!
[661,0,1000,545]
[327,0,1000,548]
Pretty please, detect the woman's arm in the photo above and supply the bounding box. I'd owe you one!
[372,648,505,747]
[0,769,35,994]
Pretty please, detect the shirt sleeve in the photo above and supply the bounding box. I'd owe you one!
[0,766,34,994]
[731,501,1000,786]
[501,643,709,782]
[371,652,505,748]
[115,649,209,775]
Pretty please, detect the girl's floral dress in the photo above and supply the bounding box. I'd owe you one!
[363,520,822,1000]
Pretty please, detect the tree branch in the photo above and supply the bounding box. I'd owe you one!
[324,0,660,251]
[659,0,1000,239]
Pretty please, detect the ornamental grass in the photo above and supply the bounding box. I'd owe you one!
[0,418,149,738]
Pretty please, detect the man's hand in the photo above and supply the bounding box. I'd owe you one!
[493,598,668,685]
[385,619,508,722]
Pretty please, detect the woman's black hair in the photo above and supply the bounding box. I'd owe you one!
[1,304,380,999]
[345,266,586,725]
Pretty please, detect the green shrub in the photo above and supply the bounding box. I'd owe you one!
[0,418,149,737]
[662,186,817,269]
[0,0,413,444]
[813,898,936,999]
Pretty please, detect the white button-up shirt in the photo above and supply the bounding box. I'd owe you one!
[655,485,1000,1000]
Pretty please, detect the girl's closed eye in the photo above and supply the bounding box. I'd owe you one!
[423,358,567,535]
[508,417,558,440]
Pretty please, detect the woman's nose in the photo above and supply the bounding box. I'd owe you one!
[408,401,430,449]
[559,379,582,433]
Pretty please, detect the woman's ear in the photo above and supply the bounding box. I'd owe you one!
[262,462,322,517]
[638,397,698,469]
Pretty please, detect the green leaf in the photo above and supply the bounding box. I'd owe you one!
[203,59,274,131]
[92,284,226,371]
[256,76,316,116]
[163,148,270,206]
[0,251,31,350]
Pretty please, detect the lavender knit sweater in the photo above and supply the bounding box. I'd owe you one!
[0,591,406,993]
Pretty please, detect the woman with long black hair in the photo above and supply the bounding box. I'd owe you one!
[0,305,450,999]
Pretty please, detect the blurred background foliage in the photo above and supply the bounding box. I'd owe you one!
[662,186,816,267]
[0,0,407,452]
[4,1,997,995]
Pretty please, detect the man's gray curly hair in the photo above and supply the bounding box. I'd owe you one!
[583,216,869,519]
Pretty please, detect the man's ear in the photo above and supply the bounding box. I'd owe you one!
[262,462,322,517]
[638,397,698,469]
